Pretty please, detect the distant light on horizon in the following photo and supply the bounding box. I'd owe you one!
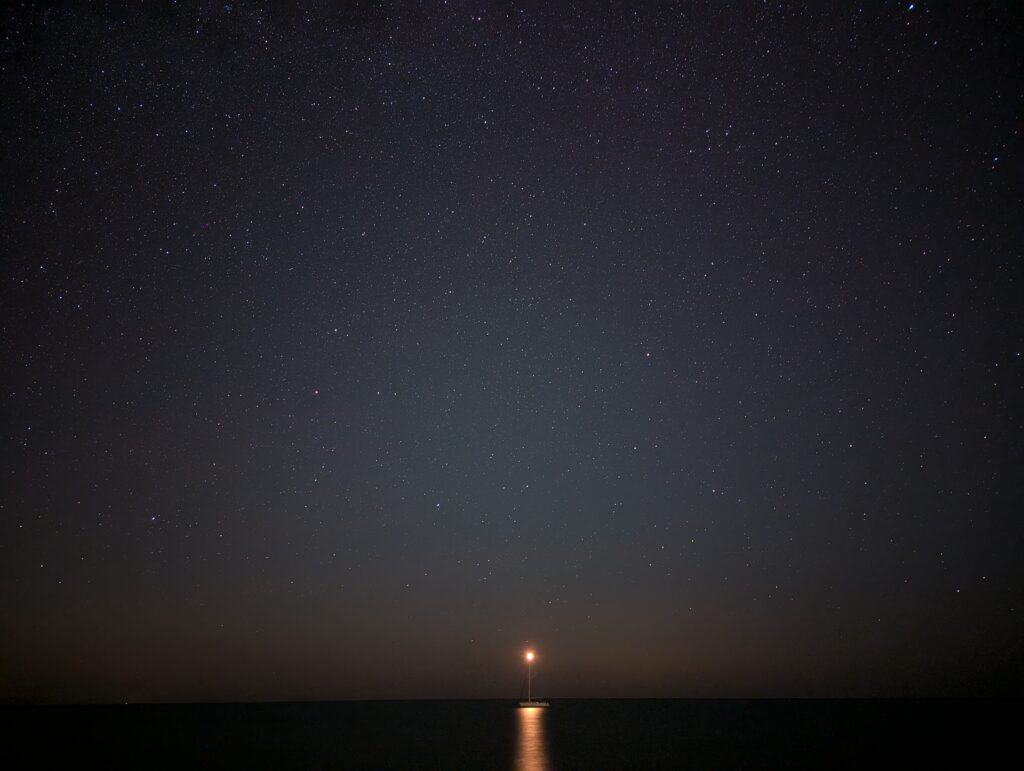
[525,650,535,662]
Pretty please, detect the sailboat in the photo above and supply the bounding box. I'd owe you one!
[518,649,550,707]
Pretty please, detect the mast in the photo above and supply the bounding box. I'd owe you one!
[525,649,535,701]
[528,656,532,701]
[518,649,548,707]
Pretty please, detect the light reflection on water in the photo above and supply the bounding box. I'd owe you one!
[515,707,551,771]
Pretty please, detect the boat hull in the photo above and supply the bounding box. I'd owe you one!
[518,700,550,707]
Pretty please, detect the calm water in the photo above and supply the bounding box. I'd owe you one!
[2,699,1014,769]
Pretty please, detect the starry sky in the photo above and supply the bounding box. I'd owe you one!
[2,2,1022,703]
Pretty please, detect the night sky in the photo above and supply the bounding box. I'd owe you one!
[2,2,1022,703]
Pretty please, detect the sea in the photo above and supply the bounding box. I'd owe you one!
[2,698,1014,769]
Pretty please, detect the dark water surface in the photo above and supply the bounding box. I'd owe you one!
[2,699,1015,769]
